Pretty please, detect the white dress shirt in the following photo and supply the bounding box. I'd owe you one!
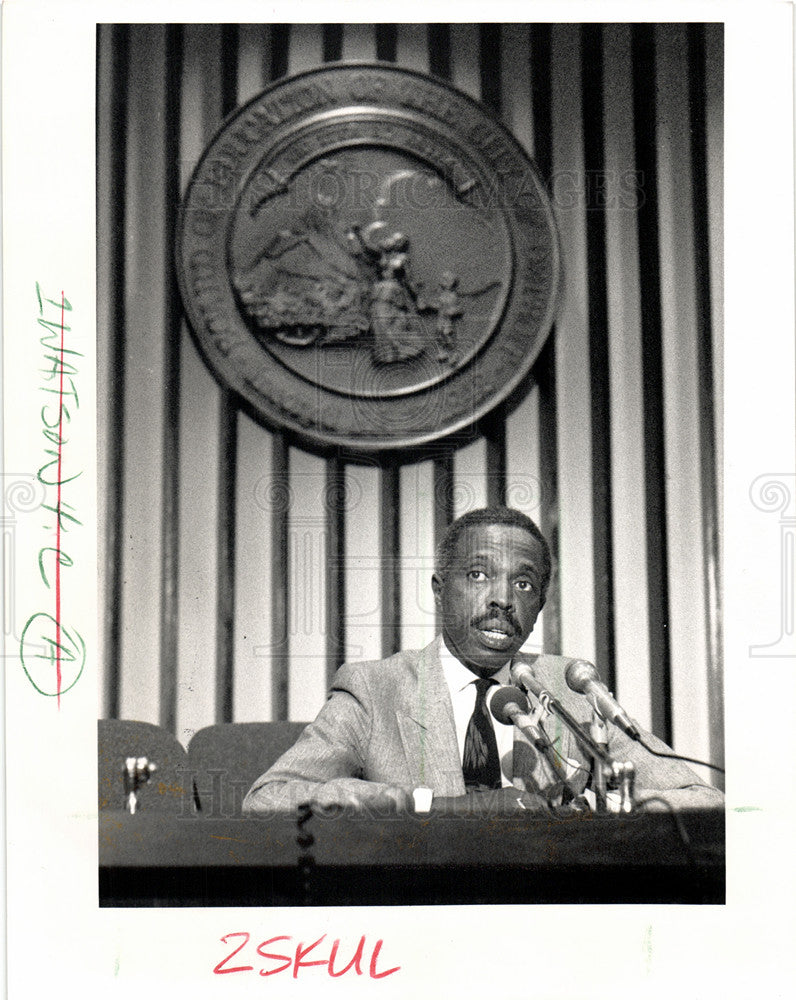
[438,635,514,788]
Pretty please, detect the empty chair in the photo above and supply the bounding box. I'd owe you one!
[98,719,191,814]
[187,722,308,817]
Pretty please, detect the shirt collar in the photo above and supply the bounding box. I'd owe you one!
[437,633,512,693]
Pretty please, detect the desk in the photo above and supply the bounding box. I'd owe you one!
[99,805,724,906]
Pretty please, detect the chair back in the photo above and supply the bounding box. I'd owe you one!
[98,719,190,814]
[187,721,307,817]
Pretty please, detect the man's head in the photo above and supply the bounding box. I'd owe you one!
[431,507,551,678]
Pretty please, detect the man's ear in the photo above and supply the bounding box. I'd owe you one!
[431,573,443,612]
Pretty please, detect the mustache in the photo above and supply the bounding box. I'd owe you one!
[471,609,521,634]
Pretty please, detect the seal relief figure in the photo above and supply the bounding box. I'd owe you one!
[177,64,559,451]
[233,182,488,368]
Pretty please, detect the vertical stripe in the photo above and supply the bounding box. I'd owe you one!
[433,449,455,542]
[97,23,128,718]
[396,24,429,73]
[506,394,545,655]
[399,459,436,651]
[271,435,290,720]
[530,25,553,181]
[428,24,451,79]
[582,24,616,690]
[214,28,240,726]
[536,342,560,655]
[338,25,380,670]
[427,22,455,570]
[602,24,652,727]
[272,25,290,79]
[233,415,273,723]
[433,449,454,629]
[287,446,328,722]
[453,441,488,516]
[325,456,346,686]
[119,25,170,724]
[220,24,239,117]
[233,25,275,724]
[656,23,710,764]
[631,24,672,744]
[449,23,480,98]
[704,25,724,515]
[283,26,327,721]
[323,24,343,62]
[693,23,724,781]
[395,22,432,653]
[342,24,377,61]
[159,25,184,732]
[551,24,597,665]
[284,24,332,714]
[237,24,272,102]
[501,23,534,155]
[479,24,502,115]
[289,23,323,72]
[376,24,397,62]
[215,397,237,724]
[529,24,560,656]
[432,443,455,562]
[482,410,507,508]
[175,24,223,744]
[450,22,490,517]
[380,463,401,657]
[345,462,381,663]
[503,22,542,650]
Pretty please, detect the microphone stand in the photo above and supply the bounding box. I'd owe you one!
[590,711,609,812]
[514,673,636,813]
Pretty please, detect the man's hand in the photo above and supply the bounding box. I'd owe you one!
[309,778,413,813]
[432,787,552,814]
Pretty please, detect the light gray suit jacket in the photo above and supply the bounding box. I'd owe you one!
[243,639,723,813]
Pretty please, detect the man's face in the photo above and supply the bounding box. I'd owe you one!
[432,523,546,677]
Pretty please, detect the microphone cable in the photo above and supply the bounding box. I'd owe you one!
[636,795,696,866]
[635,739,726,775]
[296,801,316,906]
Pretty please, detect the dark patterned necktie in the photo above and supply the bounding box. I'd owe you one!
[462,677,502,791]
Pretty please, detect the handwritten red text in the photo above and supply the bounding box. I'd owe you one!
[213,932,400,979]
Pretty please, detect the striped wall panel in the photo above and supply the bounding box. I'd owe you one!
[175,24,224,745]
[98,22,724,782]
[117,25,171,724]
[232,26,277,725]
[602,24,653,726]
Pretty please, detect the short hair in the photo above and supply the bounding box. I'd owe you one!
[435,506,552,606]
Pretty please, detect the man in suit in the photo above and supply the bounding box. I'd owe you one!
[244,507,723,814]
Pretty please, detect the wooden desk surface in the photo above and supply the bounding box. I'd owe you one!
[99,805,724,906]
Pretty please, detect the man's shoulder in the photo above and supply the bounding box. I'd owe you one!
[333,646,427,686]
[513,649,571,675]
[329,647,431,718]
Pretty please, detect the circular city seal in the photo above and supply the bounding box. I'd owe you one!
[177,63,560,453]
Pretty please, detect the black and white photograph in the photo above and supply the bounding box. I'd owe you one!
[3,1,795,995]
[95,21,726,907]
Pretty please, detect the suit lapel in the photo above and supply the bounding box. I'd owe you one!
[396,640,465,797]
[392,644,594,800]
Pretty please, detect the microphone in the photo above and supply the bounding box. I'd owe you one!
[490,685,550,750]
[510,660,616,767]
[564,660,641,741]
[510,660,547,701]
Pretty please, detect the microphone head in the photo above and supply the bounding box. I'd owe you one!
[565,659,600,693]
[490,685,530,726]
[510,661,532,686]
[510,661,543,698]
